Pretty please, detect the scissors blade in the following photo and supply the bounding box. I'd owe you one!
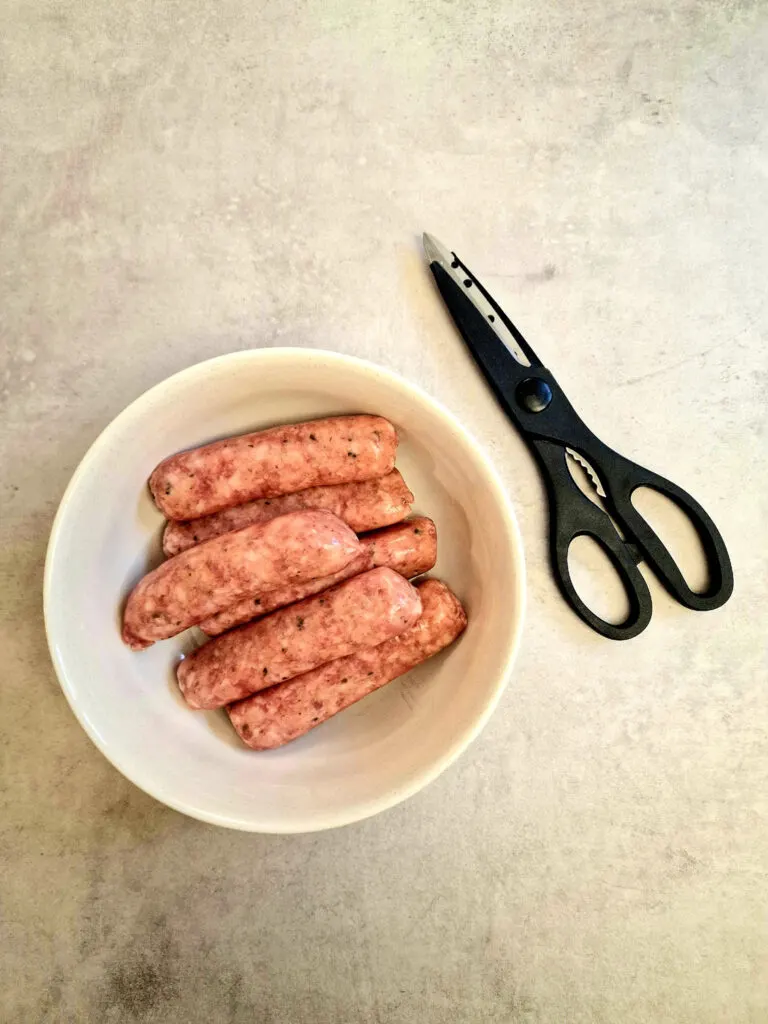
[564,448,628,543]
[423,233,540,368]
[566,448,607,499]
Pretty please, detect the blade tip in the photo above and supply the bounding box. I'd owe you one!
[422,232,444,266]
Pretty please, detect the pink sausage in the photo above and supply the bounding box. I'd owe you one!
[228,579,467,750]
[176,567,422,710]
[162,470,414,557]
[122,510,360,650]
[150,415,397,520]
[199,517,437,636]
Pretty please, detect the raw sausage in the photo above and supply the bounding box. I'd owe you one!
[162,470,414,557]
[199,516,435,635]
[178,567,421,710]
[228,579,465,750]
[177,567,422,710]
[123,509,360,650]
[150,415,397,520]
[122,510,360,650]
[199,516,437,636]
[228,579,467,750]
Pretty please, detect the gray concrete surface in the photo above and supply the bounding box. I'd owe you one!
[2,0,767,1021]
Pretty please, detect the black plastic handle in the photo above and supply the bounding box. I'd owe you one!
[582,437,734,612]
[505,371,733,624]
[533,439,653,640]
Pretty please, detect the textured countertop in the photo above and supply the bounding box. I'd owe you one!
[2,1,767,1021]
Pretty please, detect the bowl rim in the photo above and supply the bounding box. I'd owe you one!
[43,348,526,833]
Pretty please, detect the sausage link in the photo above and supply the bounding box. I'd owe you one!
[150,415,397,520]
[177,567,422,710]
[162,470,413,557]
[199,517,437,636]
[228,579,467,750]
[122,510,360,649]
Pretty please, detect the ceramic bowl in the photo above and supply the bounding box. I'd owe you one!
[44,349,525,832]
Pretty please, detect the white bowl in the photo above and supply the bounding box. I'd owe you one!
[44,350,525,833]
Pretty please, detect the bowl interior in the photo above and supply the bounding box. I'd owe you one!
[45,350,525,832]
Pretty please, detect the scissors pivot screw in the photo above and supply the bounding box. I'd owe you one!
[516,377,553,413]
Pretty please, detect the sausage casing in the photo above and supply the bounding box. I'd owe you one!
[122,510,360,649]
[228,579,467,750]
[199,516,437,636]
[177,567,422,709]
[162,470,414,557]
[150,415,397,520]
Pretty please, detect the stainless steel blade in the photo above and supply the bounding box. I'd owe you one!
[566,447,607,498]
[565,448,627,540]
[423,233,530,365]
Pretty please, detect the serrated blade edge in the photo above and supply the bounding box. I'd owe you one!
[566,448,607,498]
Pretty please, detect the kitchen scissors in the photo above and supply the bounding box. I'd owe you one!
[424,233,733,640]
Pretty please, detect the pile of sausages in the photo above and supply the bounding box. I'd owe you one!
[121,414,467,750]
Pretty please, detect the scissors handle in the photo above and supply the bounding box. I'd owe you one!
[532,427,734,639]
[533,440,653,640]
[584,435,734,612]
